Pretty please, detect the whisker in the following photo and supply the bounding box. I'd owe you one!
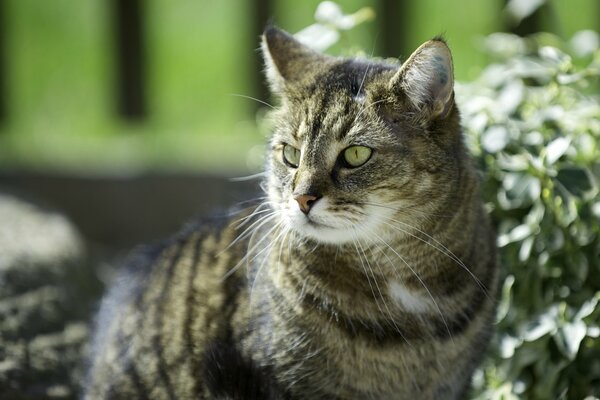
[221,215,277,260]
[346,225,410,346]
[378,218,489,298]
[249,223,288,307]
[356,64,371,100]
[351,223,411,346]
[230,93,274,109]
[234,203,278,228]
[220,216,281,280]
[229,171,269,182]
[369,230,454,344]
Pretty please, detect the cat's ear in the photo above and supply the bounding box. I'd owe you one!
[261,26,329,94]
[389,39,454,119]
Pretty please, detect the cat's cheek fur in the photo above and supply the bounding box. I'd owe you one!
[283,196,395,245]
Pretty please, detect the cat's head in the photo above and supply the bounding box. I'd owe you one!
[262,27,465,245]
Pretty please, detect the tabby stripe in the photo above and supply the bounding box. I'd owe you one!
[183,235,204,396]
[153,240,185,400]
[124,360,148,400]
[297,290,415,345]
[294,281,493,346]
[433,255,497,339]
[336,101,355,140]
[110,329,150,399]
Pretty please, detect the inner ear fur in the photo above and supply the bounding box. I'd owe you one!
[389,39,454,120]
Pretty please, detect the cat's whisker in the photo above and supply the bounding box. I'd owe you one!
[353,225,412,346]
[356,64,371,100]
[230,93,275,109]
[221,214,277,260]
[245,219,283,265]
[223,196,270,217]
[368,230,455,345]
[229,171,269,182]
[350,236,385,324]
[249,223,288,308]
[227,209,279,248]
[234,203,278,229]
[347,226,411,346]
[220,215,281,280]
[377,217,489,298]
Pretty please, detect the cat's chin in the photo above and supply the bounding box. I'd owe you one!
[292,219,361,245]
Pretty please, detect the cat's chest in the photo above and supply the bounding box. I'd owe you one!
[237,305,440,400]
[256,327,438,400]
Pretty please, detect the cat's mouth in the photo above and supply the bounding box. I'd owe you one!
[282,196,398,245]
[285,202,363,244]
[305,216,332,228]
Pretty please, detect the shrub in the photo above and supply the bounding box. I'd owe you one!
[458,32,600,399]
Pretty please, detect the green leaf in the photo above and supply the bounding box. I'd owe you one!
[500,173,541,209]
[570,30,600,57]
[496,275,515,322]
[500,335,522,358]
[555,320,587,360]
[522,306,559,342]
[556,167,593,196]
[505,0,547,24]
[498,224,532,247]
[575,293,600,321]
[519,236,534,261]
[482,126,510,153]
[546,137,571,165]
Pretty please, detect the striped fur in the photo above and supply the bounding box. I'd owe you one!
[83,27,498,399]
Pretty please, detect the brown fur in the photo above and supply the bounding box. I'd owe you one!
[83,27,498,400]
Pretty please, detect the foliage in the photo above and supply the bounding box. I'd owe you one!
[294,1,375,52]
[456,32,600,399]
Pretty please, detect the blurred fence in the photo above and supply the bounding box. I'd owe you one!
[1,0,596,125]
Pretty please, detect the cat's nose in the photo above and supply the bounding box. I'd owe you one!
[294,194,321,214]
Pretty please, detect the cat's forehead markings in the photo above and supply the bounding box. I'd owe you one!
[295,119,308,140]
[341,123,365,143]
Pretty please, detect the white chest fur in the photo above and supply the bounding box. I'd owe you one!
[388,280,433,314]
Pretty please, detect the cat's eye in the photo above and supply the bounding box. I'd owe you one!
[343,145,372,168]
[282,144,301,168]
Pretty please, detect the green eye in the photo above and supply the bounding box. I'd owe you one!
[282,144,301,168]
[343,145,372,168]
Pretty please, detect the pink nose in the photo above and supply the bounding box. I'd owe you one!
[294,194,320,214]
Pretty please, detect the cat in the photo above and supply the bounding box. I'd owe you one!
[83,26,498,400]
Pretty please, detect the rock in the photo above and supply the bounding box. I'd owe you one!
[0,192,101,399]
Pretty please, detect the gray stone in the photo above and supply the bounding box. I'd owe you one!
[0,193,99,399]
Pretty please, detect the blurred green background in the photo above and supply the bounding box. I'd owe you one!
[0,0,596,175]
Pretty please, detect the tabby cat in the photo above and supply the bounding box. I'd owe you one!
[83,27,498,400]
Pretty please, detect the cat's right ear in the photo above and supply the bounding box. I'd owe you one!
[261,26,328,94]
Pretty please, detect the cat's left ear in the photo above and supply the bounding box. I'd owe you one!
[389,39,454,119]
[261,26,330,94]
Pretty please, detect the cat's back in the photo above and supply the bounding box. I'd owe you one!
[83,211,249,399]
